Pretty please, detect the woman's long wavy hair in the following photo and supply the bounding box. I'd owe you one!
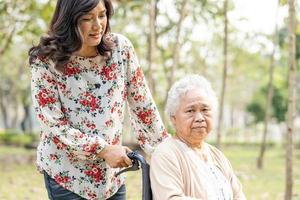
[28,0,114,71]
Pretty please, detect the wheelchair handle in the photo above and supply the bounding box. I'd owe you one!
[115,151,152,200]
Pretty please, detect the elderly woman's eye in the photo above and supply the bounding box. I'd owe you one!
[202,108,211,114]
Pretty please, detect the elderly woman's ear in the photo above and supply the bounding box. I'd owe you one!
[170,115,176,126]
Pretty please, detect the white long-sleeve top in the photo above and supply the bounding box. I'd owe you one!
[31,33,168,200]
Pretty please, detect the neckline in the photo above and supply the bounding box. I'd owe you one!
[72,53,100,59]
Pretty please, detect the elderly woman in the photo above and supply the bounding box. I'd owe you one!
[150,75,246,200]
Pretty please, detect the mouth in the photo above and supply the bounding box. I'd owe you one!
[192,126,206,129]
[89,32,102,39]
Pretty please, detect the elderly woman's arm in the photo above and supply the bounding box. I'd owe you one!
[211,146,246,200]
[225,159,246,200]
[150,150,203,200]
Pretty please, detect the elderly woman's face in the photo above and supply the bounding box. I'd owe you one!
[171,88,213,147]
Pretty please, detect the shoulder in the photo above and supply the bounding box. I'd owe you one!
[151,138,181,170]
[206,143,229,161]
[30,56,56,75]
[206,143,234,172]
[151,137,180,160]
[206,143,223,155]
[109,33,134,48]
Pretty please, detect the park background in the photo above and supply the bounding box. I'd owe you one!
[0,0,299,199]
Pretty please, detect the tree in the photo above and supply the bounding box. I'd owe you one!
[247,84,288,124]
[0,0,54,131]
[257,0,280,169]
[163,0,188,106]
[147,0,159,96]
[285,0,296,198]
[216,0,228,148]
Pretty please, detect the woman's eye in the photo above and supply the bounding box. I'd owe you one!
[82,18,92,21]
[99,15,106,19]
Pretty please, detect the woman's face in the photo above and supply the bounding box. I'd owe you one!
[171,88,213,148]
[78,1,107,56]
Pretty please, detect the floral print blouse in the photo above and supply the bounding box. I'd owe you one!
[31,33,168,200]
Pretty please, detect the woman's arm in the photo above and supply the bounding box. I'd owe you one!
[225,158,246,200]
[121,35,169,154]
[212,146,246,200]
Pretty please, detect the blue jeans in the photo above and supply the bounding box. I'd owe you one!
[43,171,126,200]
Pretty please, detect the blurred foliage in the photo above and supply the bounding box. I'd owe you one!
[246,85,288,123]
[246,69,288,123]
[0,131,38,147]
[0,0,299,139]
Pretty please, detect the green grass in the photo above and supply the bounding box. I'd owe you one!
[224,145,300,200]
[0,145,299,200]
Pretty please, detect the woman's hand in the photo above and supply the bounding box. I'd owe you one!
[97,145,132,168]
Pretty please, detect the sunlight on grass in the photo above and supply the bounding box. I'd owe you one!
[0,145,299,200]
[0,164,48,200]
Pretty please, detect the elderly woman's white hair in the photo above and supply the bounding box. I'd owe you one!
[165,74,218,119]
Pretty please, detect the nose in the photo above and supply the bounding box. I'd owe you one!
[92,18,102,30]
[195,112,205,122]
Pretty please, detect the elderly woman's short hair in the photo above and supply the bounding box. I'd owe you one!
[165,74,218,118]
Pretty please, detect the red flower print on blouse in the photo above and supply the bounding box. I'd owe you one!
[137,109,153,125]
[112,136,120,145]
[133,94,145,102]
[138,133,146,145]
[38,113,45,121]
[88,192,97,199]
[79,92,98,111]
[87,123,96,130]
[105,119,113,127]
[37,88,57,107]
[100,63,117,80]
[130,67,144,87]
[42,73,57,86]
[122,46,131,60]
[53,136,67,150]
[64,62,81,77]
[54,174,70,184]
[50,154,58,161]
[37,55,49,64]
[58,118,68,126]
[82,119,96,130]
[84,164,103,183]
[57,82,66,90]
[83,143,98,153]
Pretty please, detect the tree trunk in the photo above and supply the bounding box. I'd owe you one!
[20,87,33,134]
[167,0,187,89]
[285,0,296,199]
[216,0,228,149]
[0,26,16,56]
[147,0,158,96]
[0,89,9,129]
[10,101,19,129]
[257,0,279,169]
[20,104,31,133]
[162,0,188,122]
